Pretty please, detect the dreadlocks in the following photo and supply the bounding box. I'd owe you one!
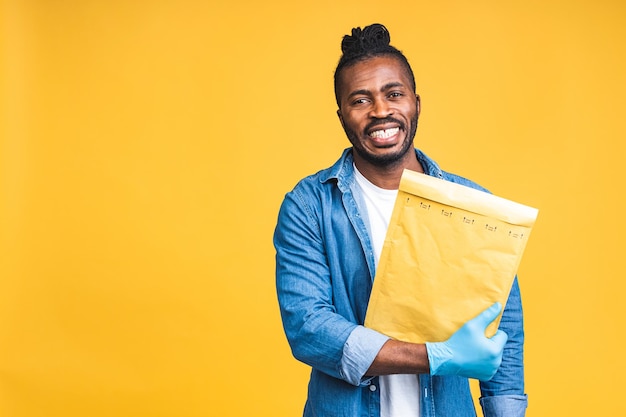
[333,23,416,106]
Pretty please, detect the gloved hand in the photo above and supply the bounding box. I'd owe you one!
[425,302,508,381]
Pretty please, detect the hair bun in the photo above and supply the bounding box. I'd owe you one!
[341,23,391,57]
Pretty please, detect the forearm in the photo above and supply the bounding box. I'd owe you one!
[365,339,429,376]
[480,278,525,396]
[478,278,527,416]
[368,303,508,380]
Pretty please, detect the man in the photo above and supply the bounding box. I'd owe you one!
[274,23,527,417]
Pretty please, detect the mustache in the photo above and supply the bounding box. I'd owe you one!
[364,117,406,133]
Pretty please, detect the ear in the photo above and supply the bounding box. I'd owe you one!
[336,109,345,127]
[415,94,421,117]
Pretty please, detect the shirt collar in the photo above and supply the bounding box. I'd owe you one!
[320,147,444,187]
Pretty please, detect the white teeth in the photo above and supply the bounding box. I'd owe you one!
[370,127,400,139]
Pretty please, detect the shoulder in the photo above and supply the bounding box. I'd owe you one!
[284,167,334,210]
[440,170,491,194]
[277,150,350,224]
[415,148,491,194]
[283,148,353,199]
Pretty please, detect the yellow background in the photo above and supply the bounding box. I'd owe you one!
[2,1,625,416]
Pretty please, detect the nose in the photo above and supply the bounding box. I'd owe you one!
[370,97,392,118]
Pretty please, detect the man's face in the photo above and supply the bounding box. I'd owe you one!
[337,55,420,168]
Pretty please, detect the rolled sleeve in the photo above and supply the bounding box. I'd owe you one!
[339,325,390,386]
[480,394,528,417]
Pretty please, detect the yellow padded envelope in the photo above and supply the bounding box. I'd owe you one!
[364,169,538,343]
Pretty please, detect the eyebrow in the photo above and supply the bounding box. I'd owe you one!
[347,82,407,99]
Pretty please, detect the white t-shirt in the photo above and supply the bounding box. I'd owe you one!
[353,166,420,417]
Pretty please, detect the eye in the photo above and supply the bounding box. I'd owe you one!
[388,91,404,99]
[352,97,370,105]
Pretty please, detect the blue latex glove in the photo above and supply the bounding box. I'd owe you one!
[425,302,508,381]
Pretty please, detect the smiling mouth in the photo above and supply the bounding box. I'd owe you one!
[369,127,400,139]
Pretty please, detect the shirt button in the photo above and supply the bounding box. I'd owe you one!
[369,385,377,392]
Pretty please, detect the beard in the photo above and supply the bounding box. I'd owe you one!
[343,112,419,168]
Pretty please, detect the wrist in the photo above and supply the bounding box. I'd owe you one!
[425,341,454,376]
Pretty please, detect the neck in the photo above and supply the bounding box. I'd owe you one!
[353,150,423,190]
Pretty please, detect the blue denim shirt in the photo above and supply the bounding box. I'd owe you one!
[274,148,528,417]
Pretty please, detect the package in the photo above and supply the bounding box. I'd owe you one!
[364,169,538,343]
